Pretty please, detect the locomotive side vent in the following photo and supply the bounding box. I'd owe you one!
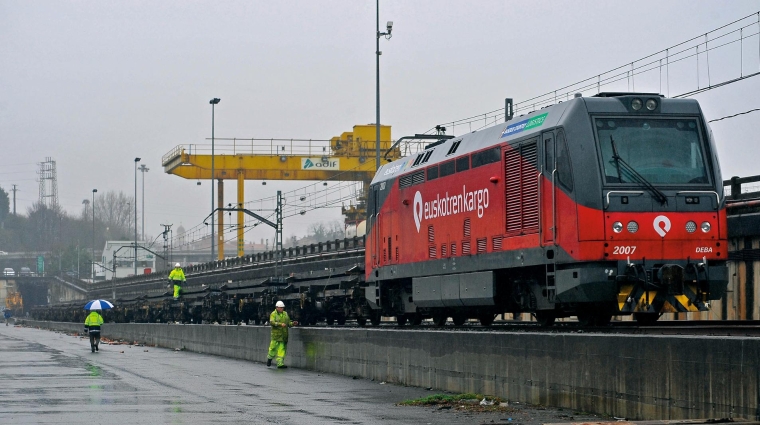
[383,248,387,262]
[477,238,487,253]
[429,246,437,259]
[428,225,435,243]
[395,247,399,261]
[451,243,457,256]
[441,243,447,257]
[462,240,471,255]
[411,171,425,186]
[464,218,471,237]
[399,171,425,188]
[505,141,539,234]
[493,236,503,251]
[422,150,434,163]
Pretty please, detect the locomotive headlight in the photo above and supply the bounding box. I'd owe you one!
[701,221,711,233]
[645,98,658,110]
[627,221,639,233]
[631,98,643,111]
[685,221,697,233]
[612,221,623,233]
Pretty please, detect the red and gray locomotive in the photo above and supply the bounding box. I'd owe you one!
[364,93,727,326]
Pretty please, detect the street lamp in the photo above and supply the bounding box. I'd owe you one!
[92,189,97,281]
[209,97,221,261]
[139,164,149,241]
[134,157,141,277]
[376,1,393,170]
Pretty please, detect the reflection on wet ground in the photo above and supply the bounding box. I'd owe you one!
[0,325,610,424]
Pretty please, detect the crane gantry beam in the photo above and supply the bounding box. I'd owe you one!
[162,124,398,260]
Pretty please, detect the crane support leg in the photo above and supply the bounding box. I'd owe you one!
[217,179,224,260]
[237,172,245,257]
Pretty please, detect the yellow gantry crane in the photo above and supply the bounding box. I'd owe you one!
[162,124,400,259]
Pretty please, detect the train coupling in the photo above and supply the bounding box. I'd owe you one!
[617,260,713,314]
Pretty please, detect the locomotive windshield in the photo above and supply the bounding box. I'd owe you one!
[595,117,709,185]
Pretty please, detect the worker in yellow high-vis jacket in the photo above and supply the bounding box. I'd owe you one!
[168,263,186,299]
[84,309,104,352]
[266,301,297,369]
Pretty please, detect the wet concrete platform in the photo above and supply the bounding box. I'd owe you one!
[0,323,608,424]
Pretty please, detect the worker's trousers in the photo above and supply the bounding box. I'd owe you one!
[267,340,287,366]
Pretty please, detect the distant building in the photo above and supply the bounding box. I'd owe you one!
[102,241,156,280]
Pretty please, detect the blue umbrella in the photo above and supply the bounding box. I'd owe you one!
[84,300,114,310]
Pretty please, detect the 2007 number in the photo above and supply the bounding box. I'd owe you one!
[612,246,637,255]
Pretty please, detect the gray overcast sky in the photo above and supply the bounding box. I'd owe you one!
[2,0,760,246]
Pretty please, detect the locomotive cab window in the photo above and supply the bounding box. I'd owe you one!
[595,117,709,185]
[556,130,573,191]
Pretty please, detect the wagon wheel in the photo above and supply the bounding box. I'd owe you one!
[337,315,347,326]
[478,314,495,327]
[452,313,467,326]
[357,317,367,327]
[396,315,407,326]
[432,313,447,327]
[410,314,423,326]
[369,312,381,326]
[534,311,556,327]
[326,315,335,326]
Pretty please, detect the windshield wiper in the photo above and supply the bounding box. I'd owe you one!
[610,136,668,205]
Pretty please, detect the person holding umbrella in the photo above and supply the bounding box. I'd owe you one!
[83,300,112,352]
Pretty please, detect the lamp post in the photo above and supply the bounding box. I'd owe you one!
[92,188,97,281]
[375,1,393,170]
[209,97,221,261]
[138,164,149,241]
[134,157,141,277]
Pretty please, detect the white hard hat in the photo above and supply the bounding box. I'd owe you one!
[275,301,285,308]
[175,263,181,267]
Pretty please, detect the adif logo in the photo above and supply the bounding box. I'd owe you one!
[653,215,671,237]
[301,158,340,170]
[412,186,490,233]
[413,191,423,232]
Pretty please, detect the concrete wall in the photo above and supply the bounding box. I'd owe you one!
[29,321,759,420]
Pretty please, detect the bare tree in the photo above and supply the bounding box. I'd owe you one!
[94,190,135,239]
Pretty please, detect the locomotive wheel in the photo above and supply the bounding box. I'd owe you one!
[595,313,613,326]
[452,313,467,326]
[396,315,407,326]
[337,315,347,326]
[357,317,367,327]
[432,314,447,327]
[634,313,659,326]
[326,316,335,326]
[534,311,556,327]
[478,314,495,327]
[576,312,594,327]
[369,312,381,326]
[410,314,423,326]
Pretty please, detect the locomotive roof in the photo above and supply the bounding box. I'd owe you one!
[372,94,703,185]
[372,99,574,185]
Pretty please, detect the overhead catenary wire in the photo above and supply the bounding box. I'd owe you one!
[423,11,760,136]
